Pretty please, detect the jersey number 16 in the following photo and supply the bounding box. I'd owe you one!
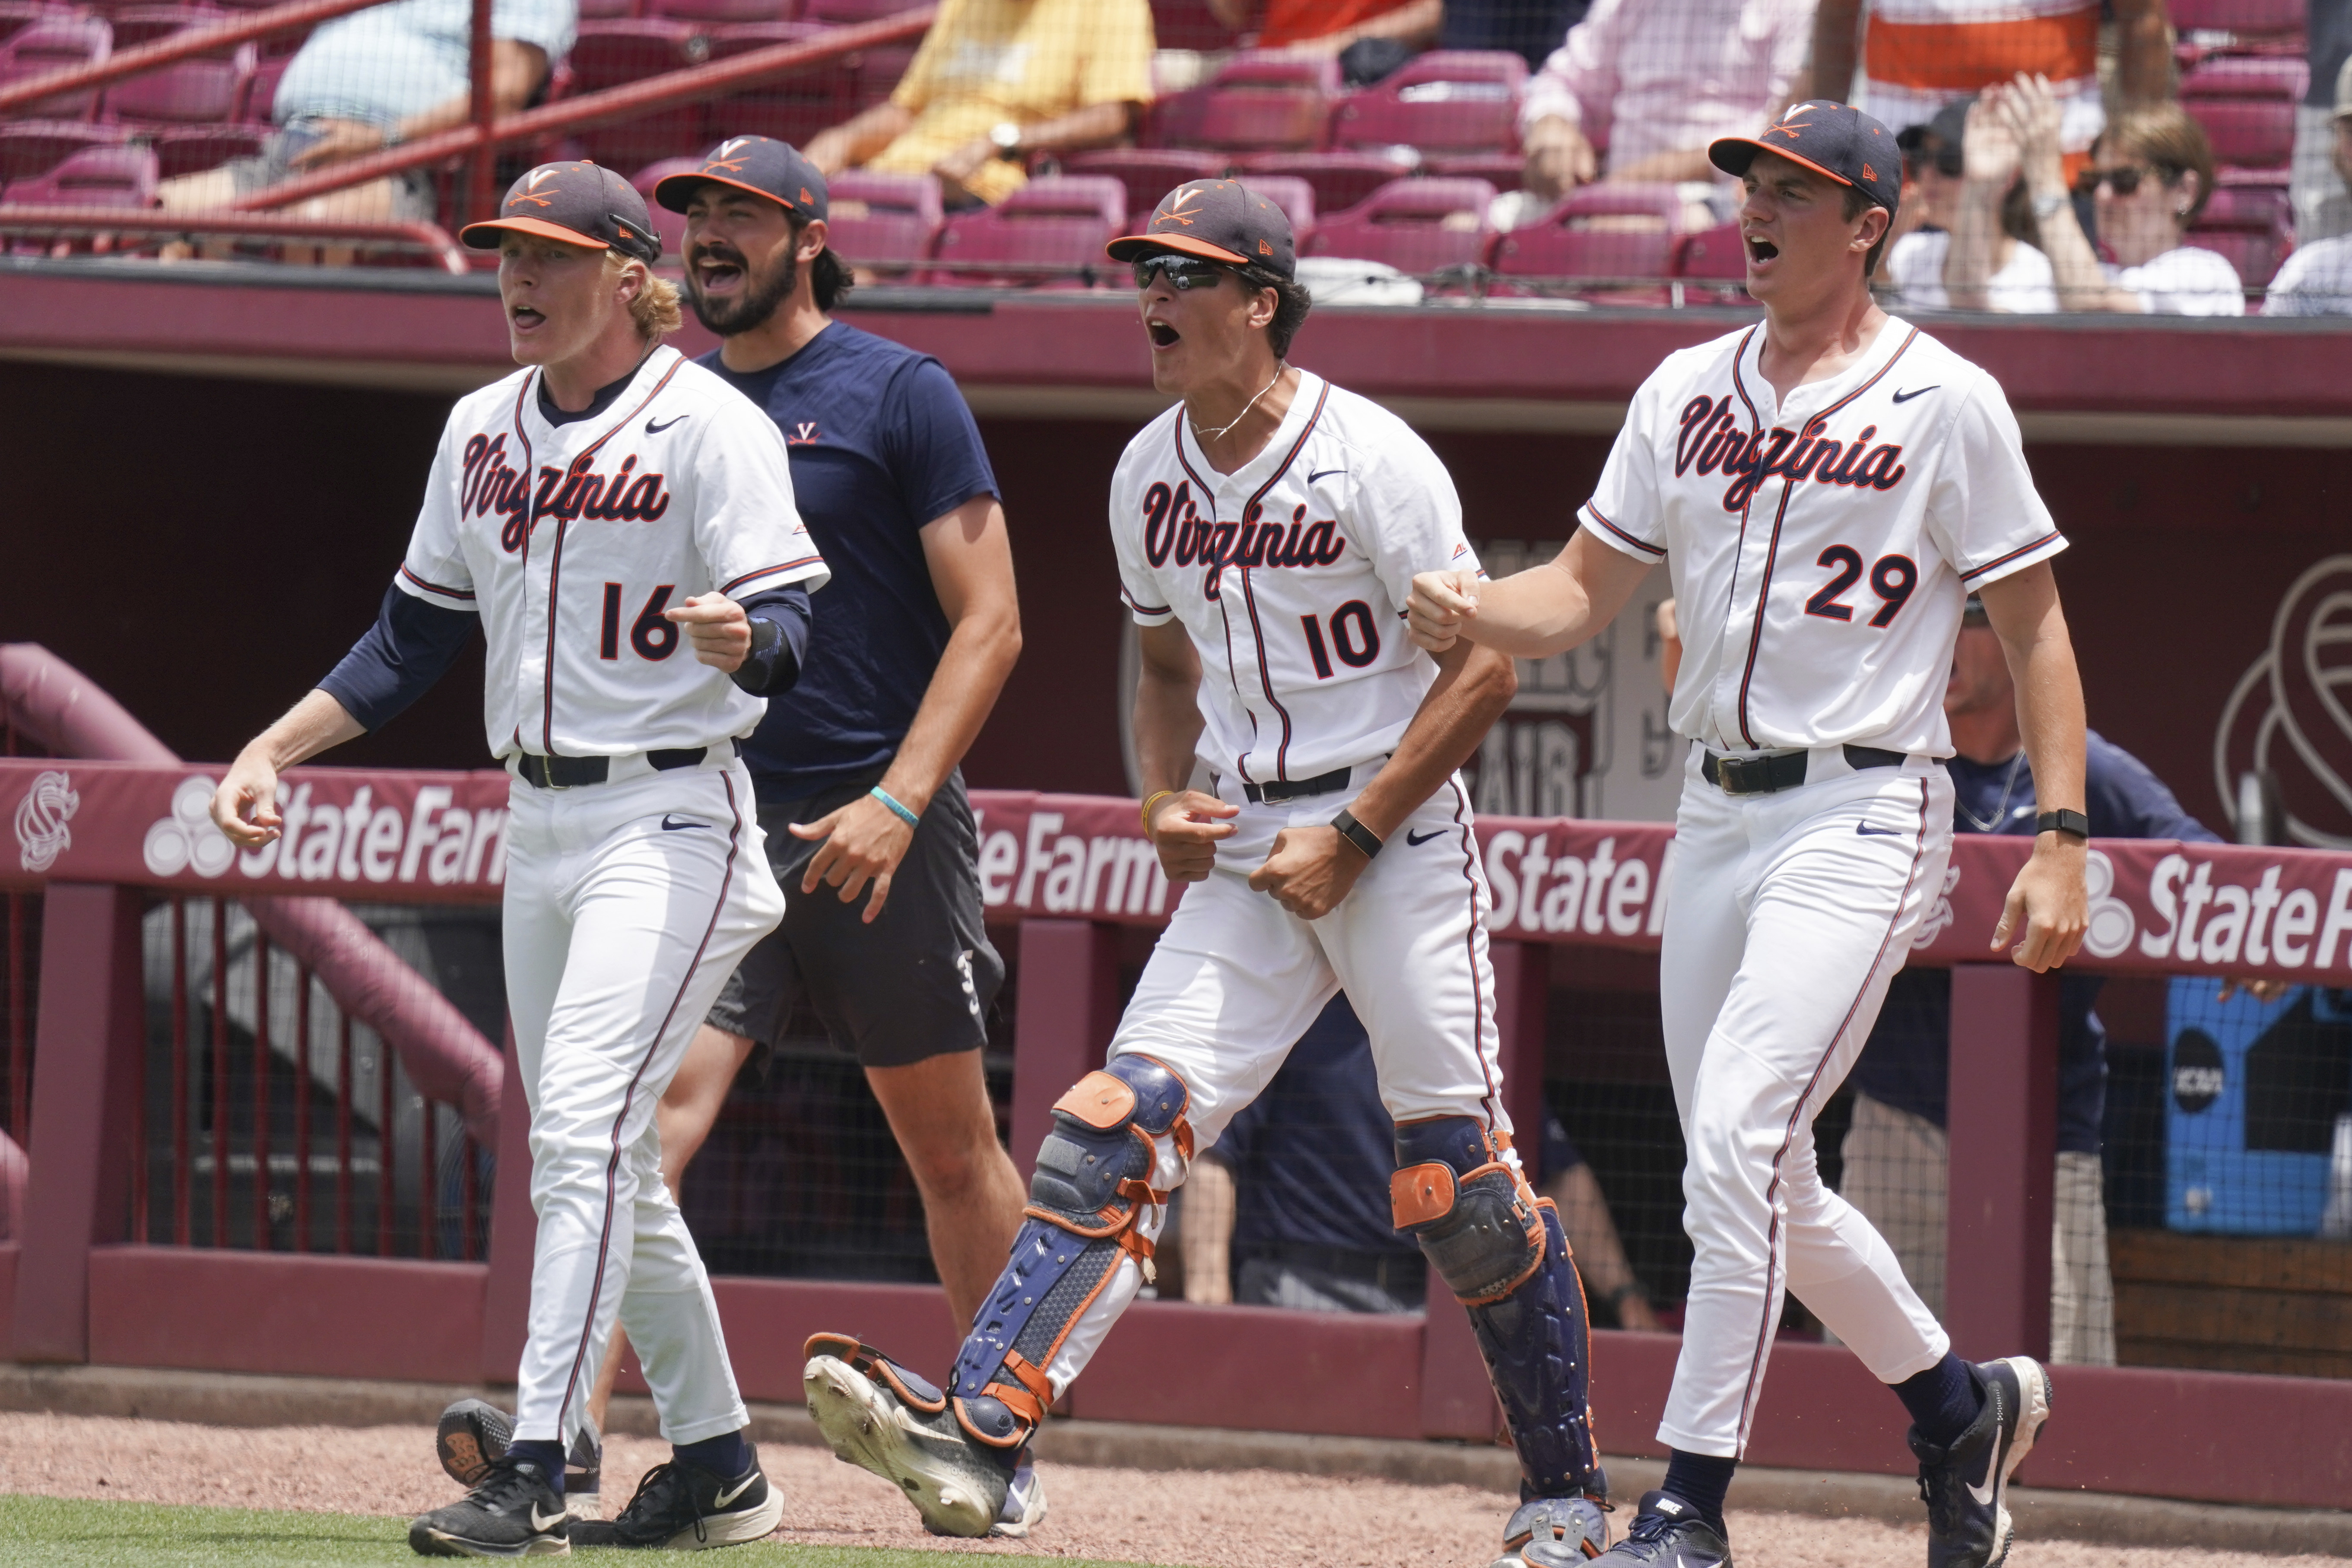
[600,583,678,661]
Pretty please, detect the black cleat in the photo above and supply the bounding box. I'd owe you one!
[1911,1356,2053,1568]
[1590,1492,1732,1566]
[408,1455,570,1558]
[569,1452,785,1549]
[435,1400,602,1519]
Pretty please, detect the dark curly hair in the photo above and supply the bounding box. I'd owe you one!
[1238,261,1314,359]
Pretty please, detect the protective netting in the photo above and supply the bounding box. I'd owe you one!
[3,0,2344,308]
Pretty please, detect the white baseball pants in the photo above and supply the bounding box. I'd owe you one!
[1047,764,1514,1393]
[501,758,785,1448]
[1657,746,1955,1458]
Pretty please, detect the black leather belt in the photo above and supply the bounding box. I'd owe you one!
[1702,744,1906,796]
[514,743,730,790]
[1241,765,1354,805]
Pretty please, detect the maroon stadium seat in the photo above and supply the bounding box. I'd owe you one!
[1305,175,1495,276]
[570,20,711,167]
[1149,50,1338,153]
[827,166,940,276]
[578,0,637,18]
[629,155,697,256]
[1231,147,1416,216]
[152,121,265,177]
[2180,55,2306,171]
[2,139,156,203]
[236,53,283,120]
[1149,0,1237,52]
[1062,147,1224,219]
[0,118,126,182]
[1424,149,1524,191]
[105,43,255,126]
[1235,171,1314,251]
[802,0,924,18]
[649,0,794,23]
[706,22,841,148]
[1329,49,1525,156]
[104,2,222,48]
[850,42,914,108]
[927,173,1124,286]
[0,2,68,47]
[2192,181,2293,289]
[0,14,113,120]
[1489,183,1682,299]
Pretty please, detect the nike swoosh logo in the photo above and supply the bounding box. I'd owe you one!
[1405,828,1446,846]
[530,1503,565,1532]
[1856,822,1904,837]
[661,815,707,831]
[1307,468,1346,484]
[713,1473,760,1508]
[1967,1388,2006,1506]
[647,414,690,433]
[1890,386,1938,404]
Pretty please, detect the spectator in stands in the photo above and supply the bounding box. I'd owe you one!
[1180,996,1659,1331]
[1808,0,2172,175]
[2294,0,2352,245]
[1208,0,1442,56]
[1999,74,2244,314]
[1887,95,2058,312]
[1513,0,1811,221]
[1440,0,1590,71]
[158,0,574,225]
[2267,56,2352,315]
[800,0,1152,209]
[1840,595,2242,1367]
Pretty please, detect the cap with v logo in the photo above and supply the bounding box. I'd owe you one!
[460,160,663,263]
[653,135,829,222]
[1106,178,1295,278]
[1709,100,1902,214]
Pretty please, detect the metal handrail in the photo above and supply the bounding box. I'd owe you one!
[0,206,470,271]
[0,0,390,118]
[227,6,936,213]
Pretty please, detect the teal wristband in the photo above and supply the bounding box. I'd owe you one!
[870,785,920,829]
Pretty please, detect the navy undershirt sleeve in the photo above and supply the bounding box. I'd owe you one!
[317,585,478,733]
[729,584,812,697]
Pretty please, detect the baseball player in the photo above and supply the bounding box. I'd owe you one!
[428,135,1035,1539]
[802,179,1617,1568]
[1408,104,2088,1568]
[210,161,826,1558]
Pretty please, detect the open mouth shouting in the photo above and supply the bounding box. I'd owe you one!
[509,302,547,333]
[1745,233,1780,267]
[691,242,746,299]
[1146,317,1181,350]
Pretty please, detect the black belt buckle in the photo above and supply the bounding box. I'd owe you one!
[1243,764,1353,805]
[517,752,609,790]
[1704,750,1802,795]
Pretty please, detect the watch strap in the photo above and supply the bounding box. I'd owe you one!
[2036,808,2090,839]
[1331,808,1383,860]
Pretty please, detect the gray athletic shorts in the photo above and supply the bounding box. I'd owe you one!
[228,118,437,221]
[706,766,1003,1070]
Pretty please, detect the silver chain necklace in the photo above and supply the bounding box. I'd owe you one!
[1188,365,1286,445]
[1958,749,2028,833]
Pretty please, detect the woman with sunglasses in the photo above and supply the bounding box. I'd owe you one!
[1885,97,2058,313]
[1993,72,2244,314]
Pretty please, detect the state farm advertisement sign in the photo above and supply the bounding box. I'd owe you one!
[8,760,2352,982]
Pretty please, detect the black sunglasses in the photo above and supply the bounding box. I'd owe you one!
[2074,165,2151,197]
[1906,145,1963,179]
[1133,254,1233,291]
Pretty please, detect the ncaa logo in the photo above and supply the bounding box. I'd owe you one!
[145,775,237,879]
[14,768,78,873]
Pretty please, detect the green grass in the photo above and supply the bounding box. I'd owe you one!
[0,1496,1155,1568]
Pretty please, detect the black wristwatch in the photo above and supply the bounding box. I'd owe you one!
[1331,808,1384,860]
[2035,809,2090,840]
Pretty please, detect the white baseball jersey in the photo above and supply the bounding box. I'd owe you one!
[1582,320,2065,759]
[395,343,829,761]
[1110,371,1483,784]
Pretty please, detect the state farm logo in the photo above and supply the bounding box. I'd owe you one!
[2216,554,2352,849]
[145,775,236,878]
[14,768,78,873]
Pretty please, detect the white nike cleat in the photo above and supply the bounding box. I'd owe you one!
[1910,1355,2053,1568]
[802,1343,1015,1539]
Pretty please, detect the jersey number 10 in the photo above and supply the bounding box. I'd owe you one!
[600,583,679,661]
[1300,600,1382,679]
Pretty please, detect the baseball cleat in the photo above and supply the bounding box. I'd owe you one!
[1499,1493,1611,1565]
[1589,1492,1732,1566]
[435,1400,603,1520]
[802,1339,1014,1539]
[1911,1356,2053,1568]
[989,1454,1048,1539]
[568,1451,784,1549]
[408,1454,570,1557]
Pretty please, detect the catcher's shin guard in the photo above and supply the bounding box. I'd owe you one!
[1393,1117,1604,1503]
[946,1054,1193,1450]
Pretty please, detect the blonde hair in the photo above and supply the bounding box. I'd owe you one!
[605,249,682,339]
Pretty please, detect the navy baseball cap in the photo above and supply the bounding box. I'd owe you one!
[654,135,828,221]
[462,161,661,263]
[1106,178,1295,278]
[1710,101,1903,214]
